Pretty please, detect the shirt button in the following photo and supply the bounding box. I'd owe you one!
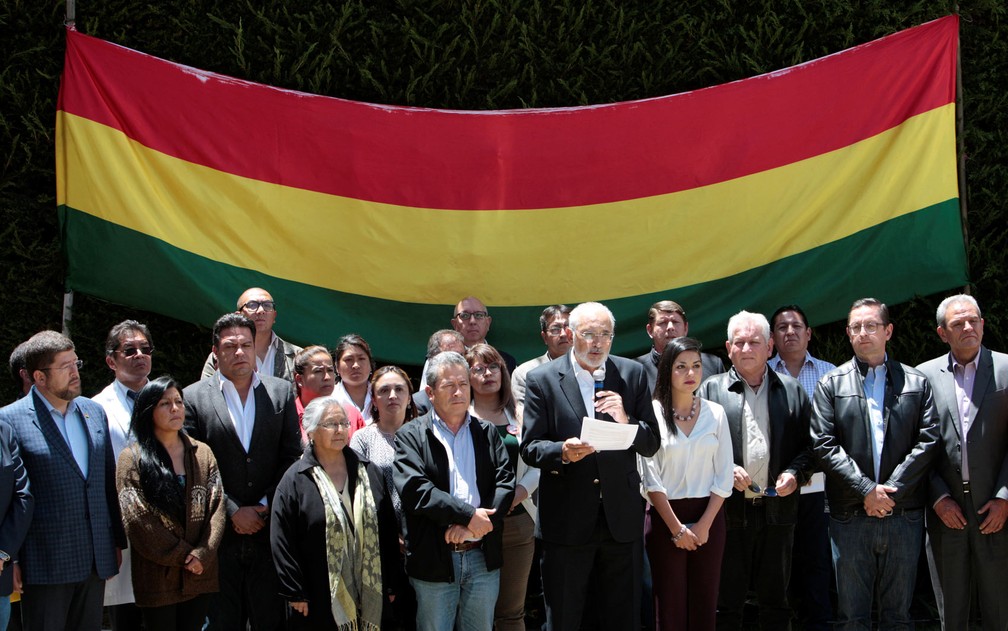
[247,457,252,463]
[593,479,600,485]
[247,482,253,487]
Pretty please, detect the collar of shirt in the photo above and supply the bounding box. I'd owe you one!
[34,384,79,420]
[112,378,143,413]
[855,353,889,378]
[569,349,598,416]
[738,366,770,397]
[217,369,261,394]
[948,351,980,373]
[769,352,812,373]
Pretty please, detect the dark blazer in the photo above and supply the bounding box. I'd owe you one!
[811,358,939,514]
[0,390,125,584]
[393,412,515,583]
[698,368,814,527]
[183,374,302,530]
[918,347,1008,507]
[636,348,726,393]
[271,446,399,630]
[520,355,659,545]
[0,420,32,596]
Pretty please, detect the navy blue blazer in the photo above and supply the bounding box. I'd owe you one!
[0,390,125,584]
[0,420,32,596]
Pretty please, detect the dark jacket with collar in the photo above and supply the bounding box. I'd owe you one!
[271,445,402,624]
[698,367,813,528]
[811,357,939,515]
[393,412,515,583]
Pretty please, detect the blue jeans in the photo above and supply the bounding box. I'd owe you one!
[829,509,924,631]
[411,549,500,631]
[0,595,9,631]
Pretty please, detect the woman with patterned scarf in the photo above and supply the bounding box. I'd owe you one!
[271,396,392,630]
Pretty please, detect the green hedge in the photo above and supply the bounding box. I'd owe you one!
[2,0,1005,399]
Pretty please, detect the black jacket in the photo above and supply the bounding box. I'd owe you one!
[270,446,400,630]
[811,358,939,515]
[393,412,515,583]
[699,367,813,528]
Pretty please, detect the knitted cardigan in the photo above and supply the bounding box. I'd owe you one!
[116,433,226,607]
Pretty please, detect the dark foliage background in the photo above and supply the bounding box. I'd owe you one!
[2,0,1005,400]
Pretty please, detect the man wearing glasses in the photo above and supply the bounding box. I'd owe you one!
[511,305,573,407]
[451,296,516,374]
[811,297,939,630]
[93,320,154,630]
[201,287,302,382]
[636,300,725,392]
[0,330,126,630]
[521,302,659,631]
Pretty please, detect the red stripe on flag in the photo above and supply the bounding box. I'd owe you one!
[58,16,958,210]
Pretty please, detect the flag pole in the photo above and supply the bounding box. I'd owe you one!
[954,10,969,294]
[65,0,74,28]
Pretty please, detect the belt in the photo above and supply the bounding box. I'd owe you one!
[831,507,922,519]
[449,540,482,553]
[745,497,765,506]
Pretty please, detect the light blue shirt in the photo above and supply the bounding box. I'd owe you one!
[430,409,482,513]
[35,385,90,477]
[769,352,837,396]
[862,361,887,481]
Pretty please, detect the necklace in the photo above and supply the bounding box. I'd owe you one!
[671,396,699,423]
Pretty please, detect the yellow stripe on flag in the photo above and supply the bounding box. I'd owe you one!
[57,104,957,306]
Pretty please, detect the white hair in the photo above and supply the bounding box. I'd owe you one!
[568,302,616,332]
[936,294,981,328]
[424,351,469,388]
[726,310,770,342]
[302,396,347,435]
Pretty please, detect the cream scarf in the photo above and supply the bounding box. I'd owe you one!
[310,460,383,631]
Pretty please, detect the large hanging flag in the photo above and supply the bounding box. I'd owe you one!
[57,16,963,363]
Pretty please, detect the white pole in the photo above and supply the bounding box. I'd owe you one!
[62,290,74,337]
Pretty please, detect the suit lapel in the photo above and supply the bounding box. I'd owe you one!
[80,402,105,478]
[933,360,962,441]
[208,380,247,453]
[558,362,589,420]
[249,382,270,449]
[967,347,995,438]
[30,392,85,478]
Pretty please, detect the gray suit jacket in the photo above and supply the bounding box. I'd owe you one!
[183,375,302,527]
[918,347,1008,508]
[0,390,125,584]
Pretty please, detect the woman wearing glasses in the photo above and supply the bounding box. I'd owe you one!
[639,337,733,631]
[116,376,226,631]
[271,396,394,630]
[466,344,538,631]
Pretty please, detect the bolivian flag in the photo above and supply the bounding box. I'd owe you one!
[56,16,964,364]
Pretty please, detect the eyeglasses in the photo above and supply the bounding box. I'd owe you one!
[240,300,275,313]
[847,321,883,335]
[455,311,488,321]
[471,363,502,376]
[116,346,154,358]
[40,359,84,373]
[545,326,568,336]
[576,330,614,343]
[318,421,352,431]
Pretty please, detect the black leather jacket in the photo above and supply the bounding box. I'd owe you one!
[698,367,813,528]
[811,357,939,515]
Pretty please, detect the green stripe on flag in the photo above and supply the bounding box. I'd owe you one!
[60,198,965,365]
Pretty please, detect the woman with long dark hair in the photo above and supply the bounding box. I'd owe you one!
[639,338,733,631]
[116,376,226,631]
[332,335,374,423]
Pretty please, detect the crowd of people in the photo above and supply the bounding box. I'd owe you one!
[0,286,1002,631]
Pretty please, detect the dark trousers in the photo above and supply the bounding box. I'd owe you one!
[716,500,794,631]
[541,505,642,631]
[21,573,105,631]
[108,602,144,631]
[140,594,210,631]
[207,534,283,631]
[646,499,726,631]
[788,492,832,631]
[927,490,1008,631]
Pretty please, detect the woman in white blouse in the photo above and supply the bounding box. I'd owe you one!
[639,337,733,631]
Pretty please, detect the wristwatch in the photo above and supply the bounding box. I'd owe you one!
[0,550,10,564]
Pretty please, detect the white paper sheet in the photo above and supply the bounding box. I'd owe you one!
[579,417,638,451]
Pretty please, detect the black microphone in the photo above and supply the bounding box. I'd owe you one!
[592,366,606,419]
